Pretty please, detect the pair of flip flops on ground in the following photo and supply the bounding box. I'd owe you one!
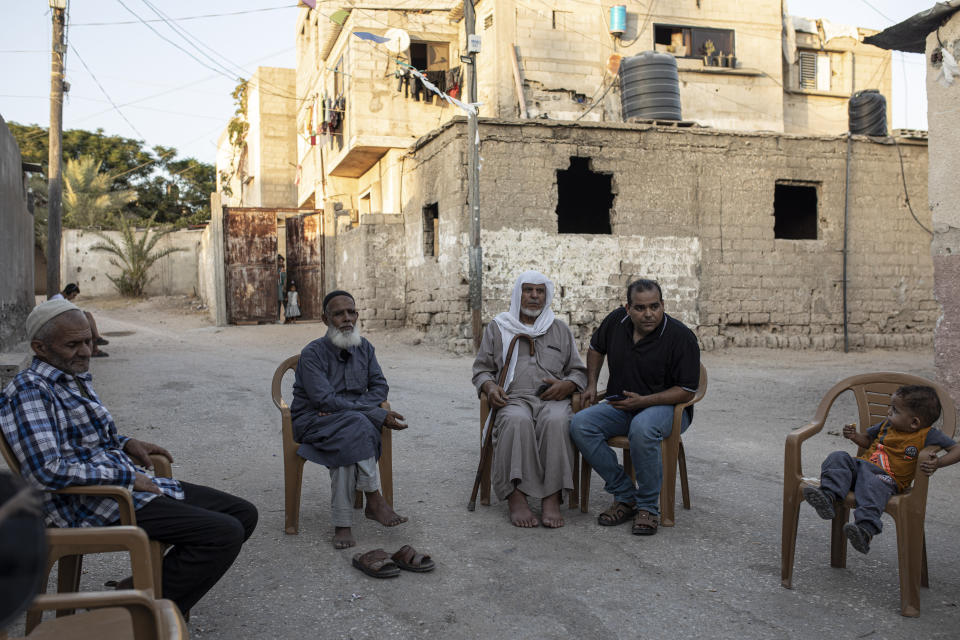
[597,501,659,535]
[352,545,435,579]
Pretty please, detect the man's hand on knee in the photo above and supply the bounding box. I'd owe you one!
[133,472,162,495]
[482,381,509,409]
[383,411,408,430]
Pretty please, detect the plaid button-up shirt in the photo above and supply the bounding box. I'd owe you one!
[0,358,183,528]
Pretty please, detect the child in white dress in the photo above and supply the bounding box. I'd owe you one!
[285,282,301,324]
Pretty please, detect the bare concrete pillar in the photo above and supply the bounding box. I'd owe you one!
[930,15,960,404]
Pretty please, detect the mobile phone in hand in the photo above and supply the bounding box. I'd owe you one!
[605,393,626,401]
[536,383,550,396]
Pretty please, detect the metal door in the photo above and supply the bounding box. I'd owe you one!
[285,212,324,321]
[223,208,278,323]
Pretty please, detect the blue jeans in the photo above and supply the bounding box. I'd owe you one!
[820,451,896,536]
[570,403,690,515]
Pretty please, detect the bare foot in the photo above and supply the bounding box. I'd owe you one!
[541,492,564,528]
[507,490,539,528]
[363,492,408,527]
[333,527,356,549]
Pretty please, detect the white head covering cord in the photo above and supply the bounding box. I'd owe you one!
[492,270,556,394]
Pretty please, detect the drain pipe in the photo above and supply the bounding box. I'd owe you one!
[842,133,852,353]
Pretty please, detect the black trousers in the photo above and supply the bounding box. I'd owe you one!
[133,481,258,614]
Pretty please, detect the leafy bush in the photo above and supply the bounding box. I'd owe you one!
[91,214,185,297]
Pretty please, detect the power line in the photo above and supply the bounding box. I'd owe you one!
[69,43,145,139]
[71,4,295,26]
[857,0,895,25]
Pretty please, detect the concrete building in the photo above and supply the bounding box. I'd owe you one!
[862,2,960,402]
[209,2,925,352]
[0,116,35,352]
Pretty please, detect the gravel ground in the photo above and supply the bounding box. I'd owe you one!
[4,295,959,639]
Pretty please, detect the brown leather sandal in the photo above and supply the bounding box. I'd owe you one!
[392,545,435,572]
[352,549,400,578]
[632,509,659,536]
[597,501,636,526]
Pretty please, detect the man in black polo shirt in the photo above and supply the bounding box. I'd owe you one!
[569,279,700,535]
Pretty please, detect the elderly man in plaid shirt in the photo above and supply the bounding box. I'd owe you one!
[0,299,257,617]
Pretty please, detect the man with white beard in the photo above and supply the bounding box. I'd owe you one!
[291,290,408,549]
[472,271,587,528]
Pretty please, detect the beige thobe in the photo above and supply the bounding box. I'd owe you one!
[472,320,588,501]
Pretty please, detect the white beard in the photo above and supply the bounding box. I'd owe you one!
[520,306,543,319]
[327,324,362,349]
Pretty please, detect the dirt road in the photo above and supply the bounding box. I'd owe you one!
[6,296,958,639]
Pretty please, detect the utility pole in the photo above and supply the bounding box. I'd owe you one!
[47,0,67,297]
[465,0,482,349]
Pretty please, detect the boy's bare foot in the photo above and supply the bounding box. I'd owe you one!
[363,491,407,526]
[507,489,539,527]
[333,526,356,549]
[541,492,564,528]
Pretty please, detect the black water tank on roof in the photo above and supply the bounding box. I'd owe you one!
[619,51,682,121]
[848,90,887,136]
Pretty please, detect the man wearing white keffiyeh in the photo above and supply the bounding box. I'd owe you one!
[472,271,587,528]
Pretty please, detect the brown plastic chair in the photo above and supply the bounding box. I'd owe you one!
[0,432,170,603]
[578,363,708,527]
[270,354,394,535]
[475,393,582,508]
[780,372,957,617]
[11,527,186,639]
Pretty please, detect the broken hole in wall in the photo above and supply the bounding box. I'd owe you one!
[423,202,438,257]
[556,157,613,234]
[774,181,819,240]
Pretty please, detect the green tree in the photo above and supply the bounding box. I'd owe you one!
[63,155,137,229]
[8,123,214,227]
[90,213,185,297]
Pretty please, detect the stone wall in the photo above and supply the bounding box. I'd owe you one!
[0,116,34,351]
[397,119,930,352]
[930,16,960,406]
[61,228,202,298]
[335,214,406,331]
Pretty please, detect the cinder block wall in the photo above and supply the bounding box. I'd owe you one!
[0,116,34,350]
[400,119,930,352]
[335,215,406,331]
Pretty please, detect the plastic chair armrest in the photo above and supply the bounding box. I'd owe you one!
[149,454,173,479]
[46,526,155,593]
[29,590,171,639]
[903,445,943,505]
[54,486,136,525]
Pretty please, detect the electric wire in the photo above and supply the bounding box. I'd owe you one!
[69,44,145,139]
[71,5,295,27]
[891,136,933,236]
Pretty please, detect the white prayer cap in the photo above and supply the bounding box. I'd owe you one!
[25,299,82,341]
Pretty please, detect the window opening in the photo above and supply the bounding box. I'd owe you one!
[556,157,613,235]
[798,51,830,90]
[359,191,371,217]
[484,13,493,30]
[654,24,734,58]
[423,203,439,257]
[773,182,818,240]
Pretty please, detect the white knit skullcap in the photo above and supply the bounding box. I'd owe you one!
[26,299,82,341]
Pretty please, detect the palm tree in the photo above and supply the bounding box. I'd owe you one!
[90,213,185,297]
[63,155,137,228]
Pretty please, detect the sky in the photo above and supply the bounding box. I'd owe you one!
[0,1,936,166]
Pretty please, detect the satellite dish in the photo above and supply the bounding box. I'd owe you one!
[384,28,410,54]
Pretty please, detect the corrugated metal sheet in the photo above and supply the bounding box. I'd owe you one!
[286,212,324,321]
[223,208,278,324]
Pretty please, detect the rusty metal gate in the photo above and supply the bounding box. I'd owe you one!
[285,212,325,322]
[223,208,278,324]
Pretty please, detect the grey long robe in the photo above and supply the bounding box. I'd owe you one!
[290,336,389,467]
[472,320,588,500]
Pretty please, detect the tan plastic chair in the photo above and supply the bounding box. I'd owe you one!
[780,372,957,618]
[270,354,394,535]
[475,393,582,508]
[0,432,170,603]
[578,363,708,527]
[7,526,187,639]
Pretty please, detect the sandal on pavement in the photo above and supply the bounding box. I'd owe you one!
[352,549,400,578]
[632,509,659,536]
[597,501,636,526]
[392,545,435,572]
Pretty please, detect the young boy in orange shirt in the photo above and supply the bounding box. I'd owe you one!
[803,385,960,553]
